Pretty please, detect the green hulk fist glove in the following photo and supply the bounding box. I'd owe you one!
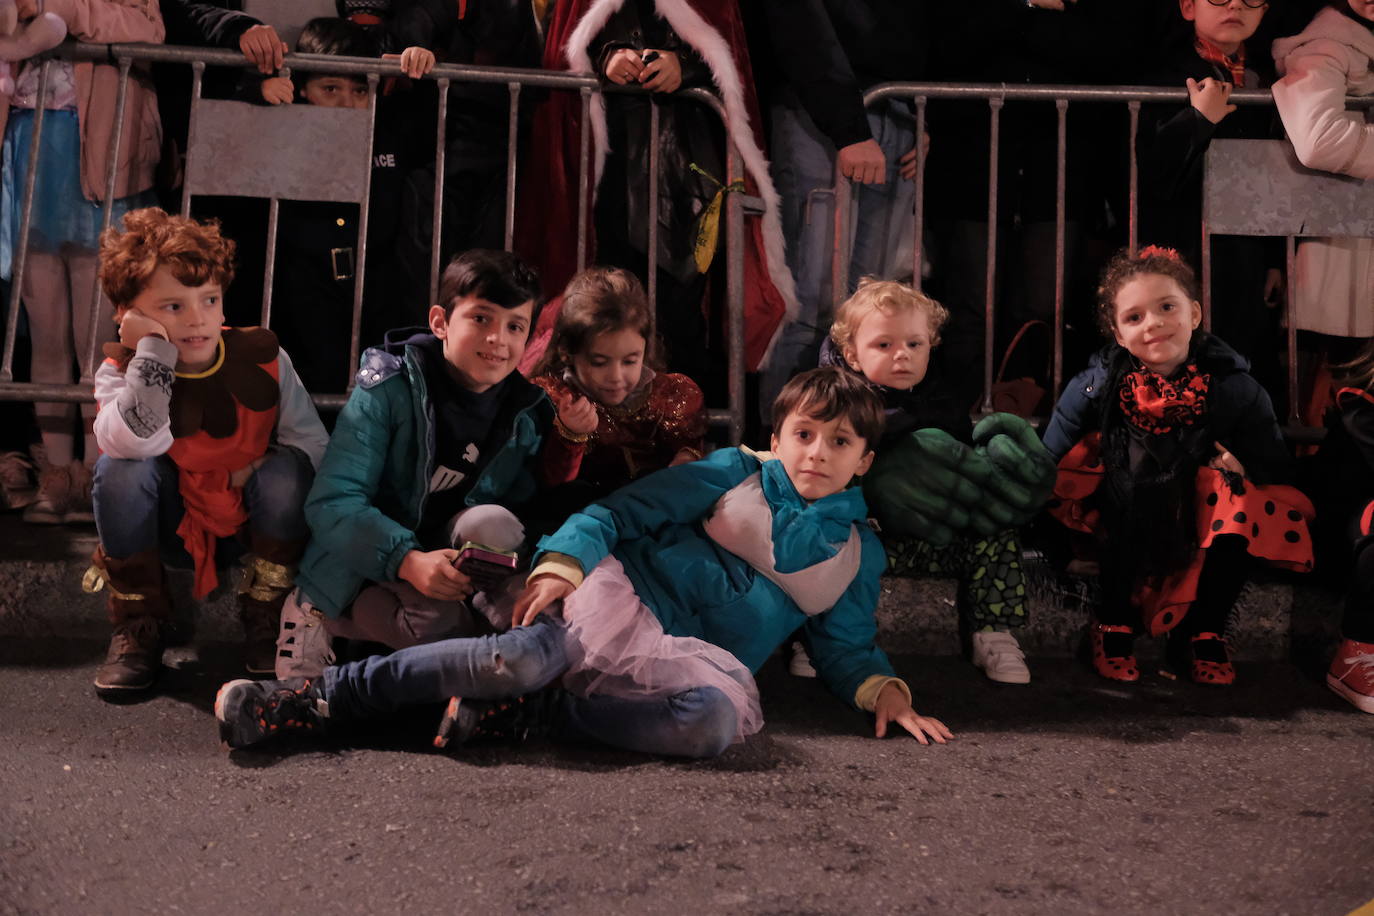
[863,413,1058,547]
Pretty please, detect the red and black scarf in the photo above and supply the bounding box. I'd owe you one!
[1118,362,1210,435]
[1194,36,1247,88]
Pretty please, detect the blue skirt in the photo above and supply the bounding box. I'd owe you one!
[0,108,156,280]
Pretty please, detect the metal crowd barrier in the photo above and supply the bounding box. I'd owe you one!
[0,43,751,443]
[834,82,1373,436]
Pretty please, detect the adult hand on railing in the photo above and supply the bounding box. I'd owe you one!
[639,50,681,93]
[116,309,168,349]
[386,46,436,79]
[260,76,294,106]
[838,139,886,185]
[897,132,932,180]
[603,48,646,85]
[239,24,287,75]
[1187,77,1237,125]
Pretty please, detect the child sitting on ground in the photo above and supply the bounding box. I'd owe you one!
[89,207,329,693]
[216,368,952,758]
[819,278,1033,685]
[530,266,706,521]
[1042,246,1313,685]
[274,249,593,678]
[1310,339,1374,714]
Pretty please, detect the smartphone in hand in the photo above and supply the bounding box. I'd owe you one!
[453,541,519,593]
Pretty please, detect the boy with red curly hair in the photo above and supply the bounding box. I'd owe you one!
[89,207,328,695]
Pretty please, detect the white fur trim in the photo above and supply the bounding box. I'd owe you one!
[561,0,800,363]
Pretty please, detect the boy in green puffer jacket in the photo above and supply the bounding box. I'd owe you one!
[275,249,595,676]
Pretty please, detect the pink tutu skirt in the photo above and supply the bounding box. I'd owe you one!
[560,556,763,743]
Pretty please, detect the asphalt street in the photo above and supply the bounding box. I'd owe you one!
[1,639,1371,915]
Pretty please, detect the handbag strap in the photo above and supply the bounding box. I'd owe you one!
[995,319,1049,384]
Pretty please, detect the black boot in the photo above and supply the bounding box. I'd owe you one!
[433,688,561,750]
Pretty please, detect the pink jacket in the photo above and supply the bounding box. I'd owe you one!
[0,0,164,202]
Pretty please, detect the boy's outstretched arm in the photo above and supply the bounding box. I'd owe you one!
[874,681,952,745]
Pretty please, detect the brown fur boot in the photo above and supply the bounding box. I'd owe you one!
[237,534,306,675]
[85,547,171,694]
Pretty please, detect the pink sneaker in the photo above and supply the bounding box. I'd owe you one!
[1327,639,1374,715]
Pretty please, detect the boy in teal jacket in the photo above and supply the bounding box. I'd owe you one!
[278,249,595,676]
[220,368,951,758]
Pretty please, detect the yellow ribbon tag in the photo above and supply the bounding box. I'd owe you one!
[690,163,744,274]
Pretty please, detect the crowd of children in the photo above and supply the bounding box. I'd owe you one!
[0,0,1371,761]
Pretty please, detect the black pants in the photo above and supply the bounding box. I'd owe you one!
[1100,534,1249,636]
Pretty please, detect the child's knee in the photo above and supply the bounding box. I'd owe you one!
[93,455,163,496]
[251,447,315,501]
[488,620,568,692]
[671,686,738,759]
[449,504,525,552]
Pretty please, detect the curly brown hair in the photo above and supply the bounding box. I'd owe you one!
[1095,245,1200,336]
[532,266,664,376]
[830,277,949,355]
[99,207,237,308]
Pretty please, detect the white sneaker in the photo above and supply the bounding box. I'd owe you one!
[971,630,1030,684]
[274,589,335,679]
[788,641,817,678]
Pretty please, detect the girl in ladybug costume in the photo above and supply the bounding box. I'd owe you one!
[1042,247,1313,685]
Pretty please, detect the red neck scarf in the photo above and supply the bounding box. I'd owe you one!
[1194,37,1247,88]
[1119,362,1210,435]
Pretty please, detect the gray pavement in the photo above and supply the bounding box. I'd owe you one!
[1,638,1371,915]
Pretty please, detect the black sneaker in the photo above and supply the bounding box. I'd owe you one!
[433,690,557,750]
[215,677,328,749]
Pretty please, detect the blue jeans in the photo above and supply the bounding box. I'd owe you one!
[323,618,738,759]
[92,446,313,563]
[761,97,917,415]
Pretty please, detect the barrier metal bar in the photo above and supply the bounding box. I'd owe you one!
[181,61,205,217]
[83,58,133,382]
[428,78,450,307]
[982,97,1003,414]
[504,82,520,252]
[1128,100,1140,254]
[1054,99,1067,399]
[724,121,746,445]
[1286,237,1299,426]
[647,98,660,327]
[1201,214,1213,330]
[345,74,380,393]
[260,197,280,328]
[2,59,51,382]
[577,88,592,270]
[912,96,927,285]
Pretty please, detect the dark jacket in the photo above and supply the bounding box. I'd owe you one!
[1042,332,1293,486]
[818,337,971,446]
[748,0,929,149]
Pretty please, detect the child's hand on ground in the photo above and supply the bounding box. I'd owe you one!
[116,309,168,349]
[603,48,645,85]
[512,574,574,627]
[1209,441,1246,477]
[399,549,473,601]
[260,76,294,106]
[229,454,268,489]
[238,24,286,75]
[1187,77,1236,125]
[874,682,953,745]
[838,138,886,185]
[388,46,435,79]
[554,389,598,437]
[639,50,681,93]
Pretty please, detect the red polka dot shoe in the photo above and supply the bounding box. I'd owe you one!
[1189,632,1235,686]
[1090,622,1139,682]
